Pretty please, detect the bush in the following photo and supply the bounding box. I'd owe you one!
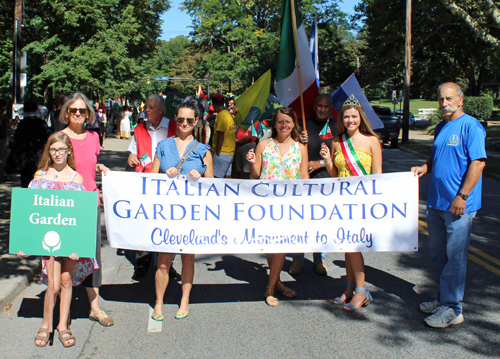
[463,96,493,121]
[426,111,445,135]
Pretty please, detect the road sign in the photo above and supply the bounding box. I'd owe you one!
[156,77,169,81]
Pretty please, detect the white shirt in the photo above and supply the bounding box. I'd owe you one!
[127,117,171,159]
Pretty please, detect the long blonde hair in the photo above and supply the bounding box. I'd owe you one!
[37,132,77,171]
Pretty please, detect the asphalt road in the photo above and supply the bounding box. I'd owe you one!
[1,139,499,359]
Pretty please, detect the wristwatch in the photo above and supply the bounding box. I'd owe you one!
[458,192,468,201]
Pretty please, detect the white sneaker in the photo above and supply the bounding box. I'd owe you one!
[420,300,440,313]
[424,306,464,328]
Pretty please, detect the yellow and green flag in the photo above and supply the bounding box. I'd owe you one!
[234,70,271,131]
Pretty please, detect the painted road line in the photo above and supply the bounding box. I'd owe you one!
[148,307,163,333]
[469,245,500,267]
[468,254,500,277]
[419,219,500,275]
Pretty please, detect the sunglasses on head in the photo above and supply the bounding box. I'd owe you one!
[176,117,195,125]
[68,107,88,115]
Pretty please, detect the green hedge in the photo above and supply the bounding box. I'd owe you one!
[463,96,493,121]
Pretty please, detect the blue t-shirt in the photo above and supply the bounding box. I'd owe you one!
[156,137,210,175]
[427,113,486,213]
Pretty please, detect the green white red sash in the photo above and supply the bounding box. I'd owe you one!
[340,133,368,176]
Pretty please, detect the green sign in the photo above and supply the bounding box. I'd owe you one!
[164,92,189,120]
[9,188,98,258]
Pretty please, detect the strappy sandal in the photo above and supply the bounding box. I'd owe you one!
[34,328,50,347]
[332,283,355,305]
[264,285,279,307]
[89,310,114,326]
[57,328,75,348]
[275,281,297,298]
[343,288,373,311]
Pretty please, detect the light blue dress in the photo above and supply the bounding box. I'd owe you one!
[156,137,209,175]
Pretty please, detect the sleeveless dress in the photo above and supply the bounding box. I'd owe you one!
[334,149,372,177]
[260,138,302,180]
[28,171,99,286]
[156,137,210,175]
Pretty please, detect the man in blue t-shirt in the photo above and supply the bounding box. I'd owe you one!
[411,82,486,328]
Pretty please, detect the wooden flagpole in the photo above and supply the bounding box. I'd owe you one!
[290,0,307,133]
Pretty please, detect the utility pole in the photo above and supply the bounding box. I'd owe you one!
[13,0,24,104]
[402,0,412,144]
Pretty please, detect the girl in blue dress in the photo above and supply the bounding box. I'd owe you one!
[150,97,213,321]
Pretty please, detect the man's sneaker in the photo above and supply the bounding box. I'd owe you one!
[420,300,440,313]
[289,260,304,275]
[313,260,328,275]
[424,306,464,328]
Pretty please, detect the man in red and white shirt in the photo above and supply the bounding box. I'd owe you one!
[127,94,177,279]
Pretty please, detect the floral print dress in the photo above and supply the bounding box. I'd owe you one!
[28,172,99,286]
[260,138,302,180]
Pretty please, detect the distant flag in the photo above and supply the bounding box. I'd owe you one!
[251,120,258,138]
[198,85,207,100]
[101,95,107,114]
[114,95,123,112]
[132,96,138,123]
[234,70,271,130]
[319,120,333,139]
[310,14,319,88]
[275,0,318,120]
[330,73,384,129]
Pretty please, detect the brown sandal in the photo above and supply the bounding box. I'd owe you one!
[264,285,279,307]
[89,310,114,326]
[57,328,75,348]
[34,328,50,347]
[275,281,297,298]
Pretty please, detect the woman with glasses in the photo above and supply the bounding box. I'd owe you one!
[246,107,309,306]
[60,93,114,326]
[149,96,213,321]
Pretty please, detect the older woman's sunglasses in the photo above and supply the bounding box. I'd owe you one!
[68,107,88,115]
[176,117,195,125]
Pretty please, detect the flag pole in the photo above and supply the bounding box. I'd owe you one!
[290,0,307,133]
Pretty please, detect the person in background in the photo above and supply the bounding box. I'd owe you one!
[290,94,337,276]
[50,94,69,133]
[127,94,177,280]
[211,94,235,178]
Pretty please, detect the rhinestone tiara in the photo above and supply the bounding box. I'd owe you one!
[344,94,361,107]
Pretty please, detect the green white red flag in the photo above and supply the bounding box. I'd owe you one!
[275,0,318,120]
[319,120,333,139]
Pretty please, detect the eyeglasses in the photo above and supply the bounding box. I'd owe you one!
[68,107,88,115]
[49,147,69,155]
[176,117,195,125]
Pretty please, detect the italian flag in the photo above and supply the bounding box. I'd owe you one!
[275,0,319,121]
[319,120,333,139]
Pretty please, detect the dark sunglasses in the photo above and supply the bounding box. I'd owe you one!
[176,117,195,125]
[68,107,88,115]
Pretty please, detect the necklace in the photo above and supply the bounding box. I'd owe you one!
[67,127,85,147]
[50,166,68,179]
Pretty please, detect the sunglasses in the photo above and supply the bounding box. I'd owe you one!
[68,107,88,115]
[49,147,69,155]
[176,117,195,125]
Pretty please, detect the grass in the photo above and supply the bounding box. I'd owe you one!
[369,99,439,115]
[485,125,500,142]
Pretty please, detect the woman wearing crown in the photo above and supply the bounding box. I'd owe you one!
[320,95,382,311]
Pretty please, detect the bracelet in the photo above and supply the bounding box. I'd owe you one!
[324,160,331,165]
[320,160,325,168]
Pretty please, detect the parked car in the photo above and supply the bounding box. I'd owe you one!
[393,110,415,126]
[372,105,401,148]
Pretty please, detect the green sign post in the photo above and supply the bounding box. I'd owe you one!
[9,188,98,258]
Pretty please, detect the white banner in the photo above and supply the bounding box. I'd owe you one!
[103,171,419,254]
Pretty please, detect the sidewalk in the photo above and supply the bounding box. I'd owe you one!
[0,137,130,310]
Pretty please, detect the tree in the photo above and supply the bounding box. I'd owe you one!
[20,0,171,103]
[354,0,499,97]
[0,2,14,98]
[182,0,355,94]
[439,0,500,48]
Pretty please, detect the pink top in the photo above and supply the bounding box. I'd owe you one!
[67,130,101,205]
